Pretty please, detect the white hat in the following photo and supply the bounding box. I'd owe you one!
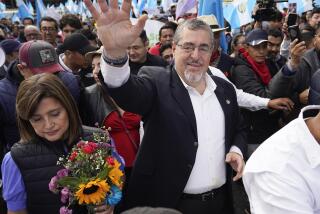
[0,47,5,67]
[197,15,228,33]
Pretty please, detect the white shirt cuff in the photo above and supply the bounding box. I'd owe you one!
[230,145,243,159]
[100,54,130,88]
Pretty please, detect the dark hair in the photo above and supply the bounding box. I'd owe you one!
[311,7,320,17]
[159,43,172,56]
[16,73,82,145]
[40,16,59,31]
[23,17,34,25]
[159,23,177,38]
[59,14,82,30]
[139,30,148,43]
[232,34,245,46]
[267,28,284,40]
[79,28,97,41]
[270,10,283,22]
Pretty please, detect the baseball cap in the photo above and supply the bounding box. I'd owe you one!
[245,29,268,46]
[61,33,97,55]
[0,47,5,67]
[85,46,103,62]
[0,39,21,54]
[198,15,227,33]
[19,40,63,74]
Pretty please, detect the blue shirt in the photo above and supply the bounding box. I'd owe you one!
[1,152,27,211]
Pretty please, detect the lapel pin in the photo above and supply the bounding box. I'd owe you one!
[226,99,231,104]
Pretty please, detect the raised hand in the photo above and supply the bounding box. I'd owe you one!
[288,39,306,70]
[84,0,148,58]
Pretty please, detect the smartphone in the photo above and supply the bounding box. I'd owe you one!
[287,13,298,27]
[288,25,301,42]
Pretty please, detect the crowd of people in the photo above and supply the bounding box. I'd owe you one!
[0,0,320,213]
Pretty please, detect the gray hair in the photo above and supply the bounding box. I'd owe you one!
[24,25,40,32]
[173,19,214,48]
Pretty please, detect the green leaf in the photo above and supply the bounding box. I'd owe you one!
[57,177,81,188]
[96,167,109,179]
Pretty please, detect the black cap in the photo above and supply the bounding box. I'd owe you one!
[61,33,97,55]
[245,29,268,46]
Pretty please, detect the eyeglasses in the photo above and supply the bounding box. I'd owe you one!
[40,27,56,33]
[176,43,212,54]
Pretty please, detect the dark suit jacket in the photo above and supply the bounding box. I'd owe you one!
[108,65,247,211]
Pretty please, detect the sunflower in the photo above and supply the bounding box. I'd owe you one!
[75,179,110,204]
[108,160,124,187]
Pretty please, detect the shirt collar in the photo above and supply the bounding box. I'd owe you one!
[59,53,73,73]
[298,105,320,168]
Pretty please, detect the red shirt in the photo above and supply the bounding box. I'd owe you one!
[148,42,161,56]
[103,111,141,167]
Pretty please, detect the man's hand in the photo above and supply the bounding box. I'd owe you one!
[225,152,245,181]
[288,39,306,69]
[299,88,309,105]
[267,97,294,111]
[84,0,148,58]
[94,204,114,214]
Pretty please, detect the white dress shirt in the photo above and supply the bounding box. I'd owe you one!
[180,74,227,194]
[209,66,269,111]
[243,105,320,214]
[101,57,242,193]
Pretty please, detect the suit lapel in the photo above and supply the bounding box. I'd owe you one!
[170,69,198,139]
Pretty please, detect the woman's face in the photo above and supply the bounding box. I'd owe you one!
[29,97,69,142]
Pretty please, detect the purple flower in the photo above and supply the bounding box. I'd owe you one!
[59,206,72,214]
[60,187,70,203]
[57,169,69,178]
[49,176,59,193]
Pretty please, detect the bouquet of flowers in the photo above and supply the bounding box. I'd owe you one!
[49,131,124,213]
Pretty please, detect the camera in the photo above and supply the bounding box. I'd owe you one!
[253,0,288,22]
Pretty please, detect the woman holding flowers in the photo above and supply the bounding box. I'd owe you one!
[1,74,118,214]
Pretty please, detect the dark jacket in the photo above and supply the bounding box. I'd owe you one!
[269,48,320,100]
[231,55,281,144]
[215,51,235,79]
[309,69,320,105]
[129,53,167,75]
[107,64,247,211]
[0,61,80,154]
[79,83,115,126]
[11,139,66,214]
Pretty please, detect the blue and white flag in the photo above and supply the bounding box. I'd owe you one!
[12,13,21,23]
[0,1,6,12]
[27,1,34,15]
[138,0,147,14]
[223,0,255,29]
[161,0,174,12]
[16,0,32,20]
[176,0,196,18]
[199,0,227,52]
[36,0,46,26]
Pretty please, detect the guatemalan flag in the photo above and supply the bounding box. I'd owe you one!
[16,0,33,20]
[36,0,46,26]
[223,0,256,30]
